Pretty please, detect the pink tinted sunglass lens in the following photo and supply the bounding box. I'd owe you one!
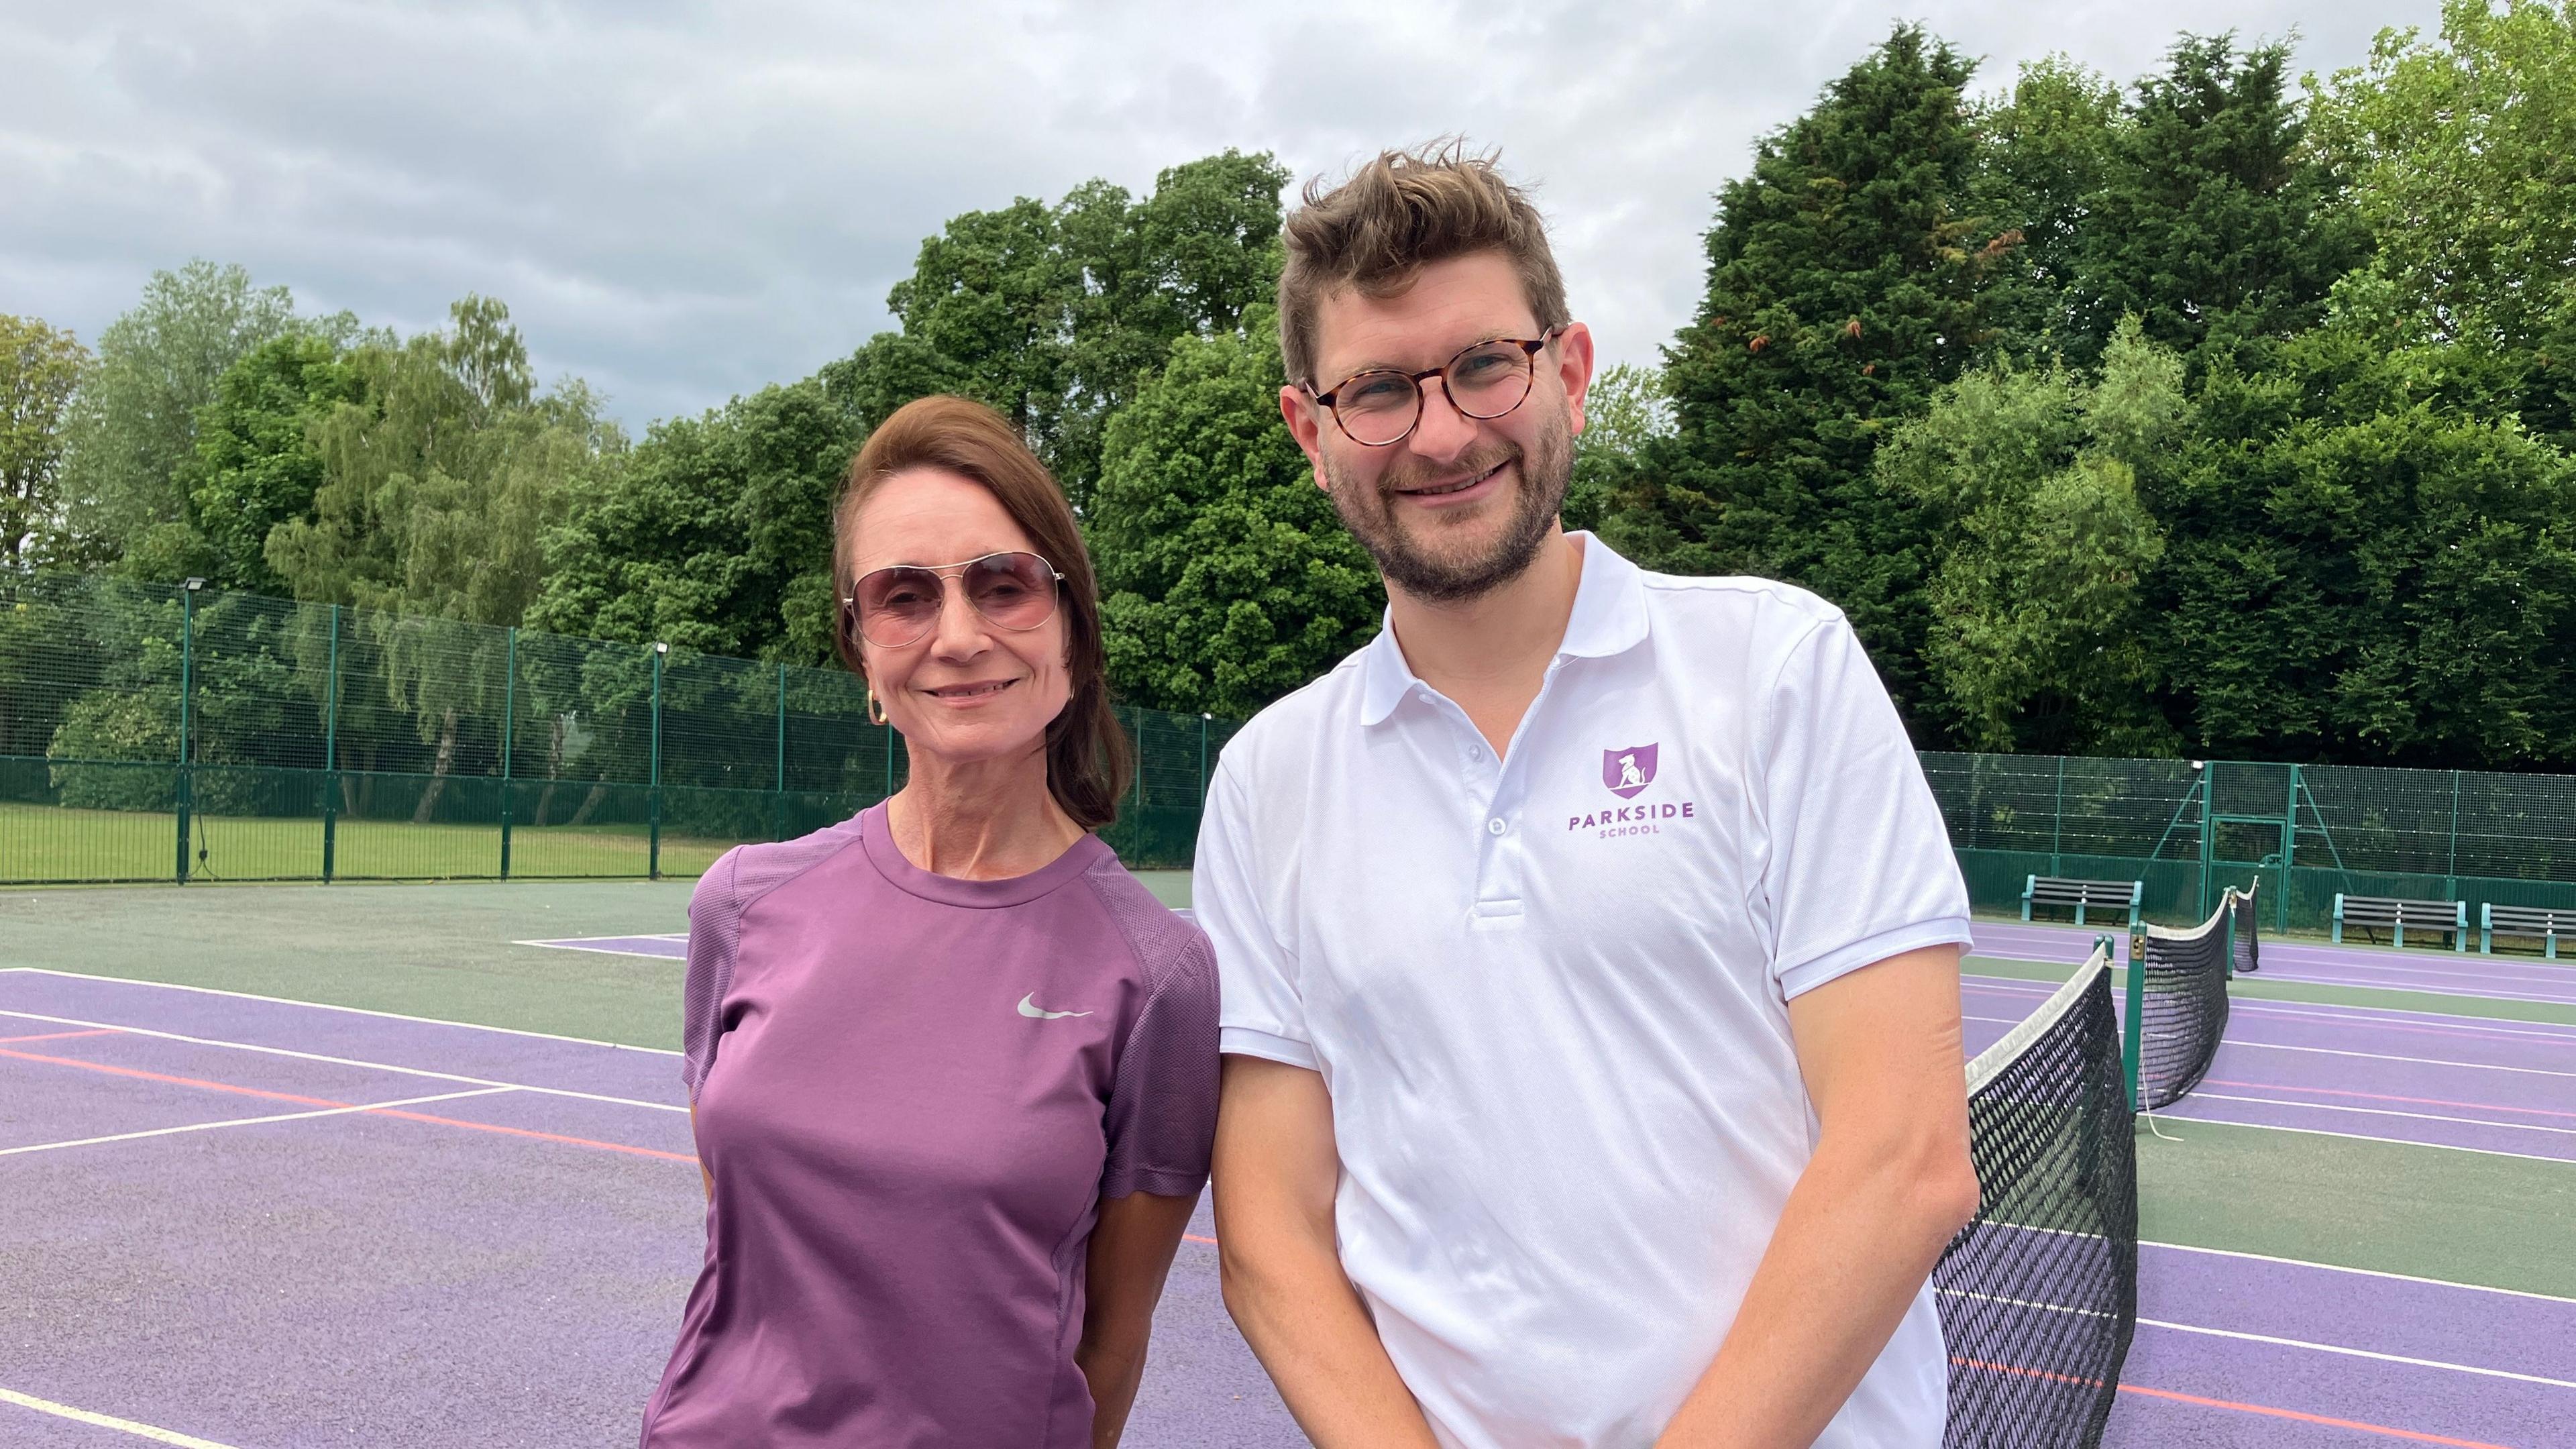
[963,553,1057,629]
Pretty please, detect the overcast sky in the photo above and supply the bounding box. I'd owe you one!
[3,0,2431,431]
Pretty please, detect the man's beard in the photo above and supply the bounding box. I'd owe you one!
[1322,409,1574,604]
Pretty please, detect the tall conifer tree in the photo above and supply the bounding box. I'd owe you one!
[1613,25,1995,725]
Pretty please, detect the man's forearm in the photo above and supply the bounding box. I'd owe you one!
[1219,1236,1442,1449]
[1654,1136,1978,1448]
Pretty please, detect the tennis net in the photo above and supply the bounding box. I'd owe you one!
[2125,891,2243,1111]
[1937,944,2139,1449]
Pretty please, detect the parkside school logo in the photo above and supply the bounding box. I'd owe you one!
[1574,743,1696,837]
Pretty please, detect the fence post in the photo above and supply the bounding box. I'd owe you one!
[2445,769,2463,902]
[649,642,666,880]
[1132,707,1146,815]
[1199,712,1212,804]
[2049,754,2066,877]
[322,603,339,883]
[2283,763,2302,934]
[176,580,201,883]
[775,662,788,841]
[499,627,517,881]
[2196,763,2215,922]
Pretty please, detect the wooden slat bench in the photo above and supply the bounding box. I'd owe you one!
[2481,904,2575,959]
[2332,894,2468,951]
[2022,875,2143,928]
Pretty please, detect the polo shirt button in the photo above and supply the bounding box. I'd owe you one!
[1487,818,1507,836]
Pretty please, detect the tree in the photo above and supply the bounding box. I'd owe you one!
[1089,313,1382,718]
[2070,35,2367,366]
[1878,319,2183,753]
[529,376,860,663]
[1971,56,2124,357]
[2155,326,2576,767]
[1615,25,1998,727]
[183,329,369,593]
[48,261,299,573]
[1563,362,1671,535]
[2310,0,2576,442]
[1,315,88,572]
[879,150,1289,512]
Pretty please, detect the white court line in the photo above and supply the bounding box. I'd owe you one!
[0,1007,687,1114]
[2220,1038,2576,1079]
[1963,1013,2576,1083]
[1967,968,2576,1037]
[2162,1113,2576,1166]
[2137,1318,2576,1391]
[0,1087,515,1157]
[0,1386,241,1447]
[514,938,688,961]
[2226,1000,2576,1044]
[2142,1240,2576,1307]
[2255,973,2576,1006]
[2189,1091,2576,1140]
[1,967,683,1057]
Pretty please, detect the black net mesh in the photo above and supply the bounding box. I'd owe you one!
[2131,896,2235,1111]
[1937,952,2139,1449]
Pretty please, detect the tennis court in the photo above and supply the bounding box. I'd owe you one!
[3,883,2571,1447]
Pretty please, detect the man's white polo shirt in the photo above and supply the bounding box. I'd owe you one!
[1193,534,1972,1449]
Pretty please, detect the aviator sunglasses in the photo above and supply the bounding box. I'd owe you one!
[843,550,1067,650]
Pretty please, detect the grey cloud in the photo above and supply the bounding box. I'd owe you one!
[4,0,2428,430]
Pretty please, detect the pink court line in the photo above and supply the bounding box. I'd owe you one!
[2202,1077,2576,1122]
[0,1029,121,1045]
[2115,1383,2512,1448]
[0,1045,696,1166]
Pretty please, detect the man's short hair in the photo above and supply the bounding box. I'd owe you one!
[1277,140,1571,387]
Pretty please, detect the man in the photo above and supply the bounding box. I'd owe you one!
[1194,144,1982,1448]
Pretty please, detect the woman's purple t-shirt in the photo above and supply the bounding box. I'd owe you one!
[640,804,1219,1448]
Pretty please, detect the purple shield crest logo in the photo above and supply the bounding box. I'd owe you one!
[1602,744,1659,800]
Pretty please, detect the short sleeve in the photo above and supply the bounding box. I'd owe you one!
[1194,759,1317,1069]
[1757,614,1972,999]
[1100,930,1220,1199]
[679,847,746,1099]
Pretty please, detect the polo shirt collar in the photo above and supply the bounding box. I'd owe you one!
[1357,531,1651,727]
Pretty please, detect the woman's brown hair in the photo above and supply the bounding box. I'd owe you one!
[830,394,1130,830]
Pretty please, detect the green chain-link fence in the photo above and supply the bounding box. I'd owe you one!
[1923,753,2576,932]
[9,573,2576,930]
[0,574,1238,883]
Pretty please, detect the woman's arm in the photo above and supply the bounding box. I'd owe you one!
[689,1104,711,1199]
[1077,1189,1199,1448]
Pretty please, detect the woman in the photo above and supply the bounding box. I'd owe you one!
[641,396,1218,1448]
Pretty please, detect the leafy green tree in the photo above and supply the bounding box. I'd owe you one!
[48,261,299,574]
[2310,0,2576,441]
[2155,326,2576,767]
[1089,313,1381,717]
[183,331,370,593]
[881,150,1289,513]
[1563,362,1670,535]
[529,376,861,663]
[1878,319,2183,753]
[1,314,88,572]
[1970,56,2123,357]
[1615,25,1998,726]
[2070,35,2367,366]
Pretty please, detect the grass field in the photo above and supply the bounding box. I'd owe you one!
[0,800,736,884]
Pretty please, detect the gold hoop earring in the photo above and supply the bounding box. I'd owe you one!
[866,685,888,728]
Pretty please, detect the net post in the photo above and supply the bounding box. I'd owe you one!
[322,602,339,883]
[2221,888,2235,979]
[2122,925,2147,1113]
[649,641,666,881]
[499,626,517,881]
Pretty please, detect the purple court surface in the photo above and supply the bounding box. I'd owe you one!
[8,922,2572,1447]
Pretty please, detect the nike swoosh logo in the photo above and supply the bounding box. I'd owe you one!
[1017,993,1091,1020]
